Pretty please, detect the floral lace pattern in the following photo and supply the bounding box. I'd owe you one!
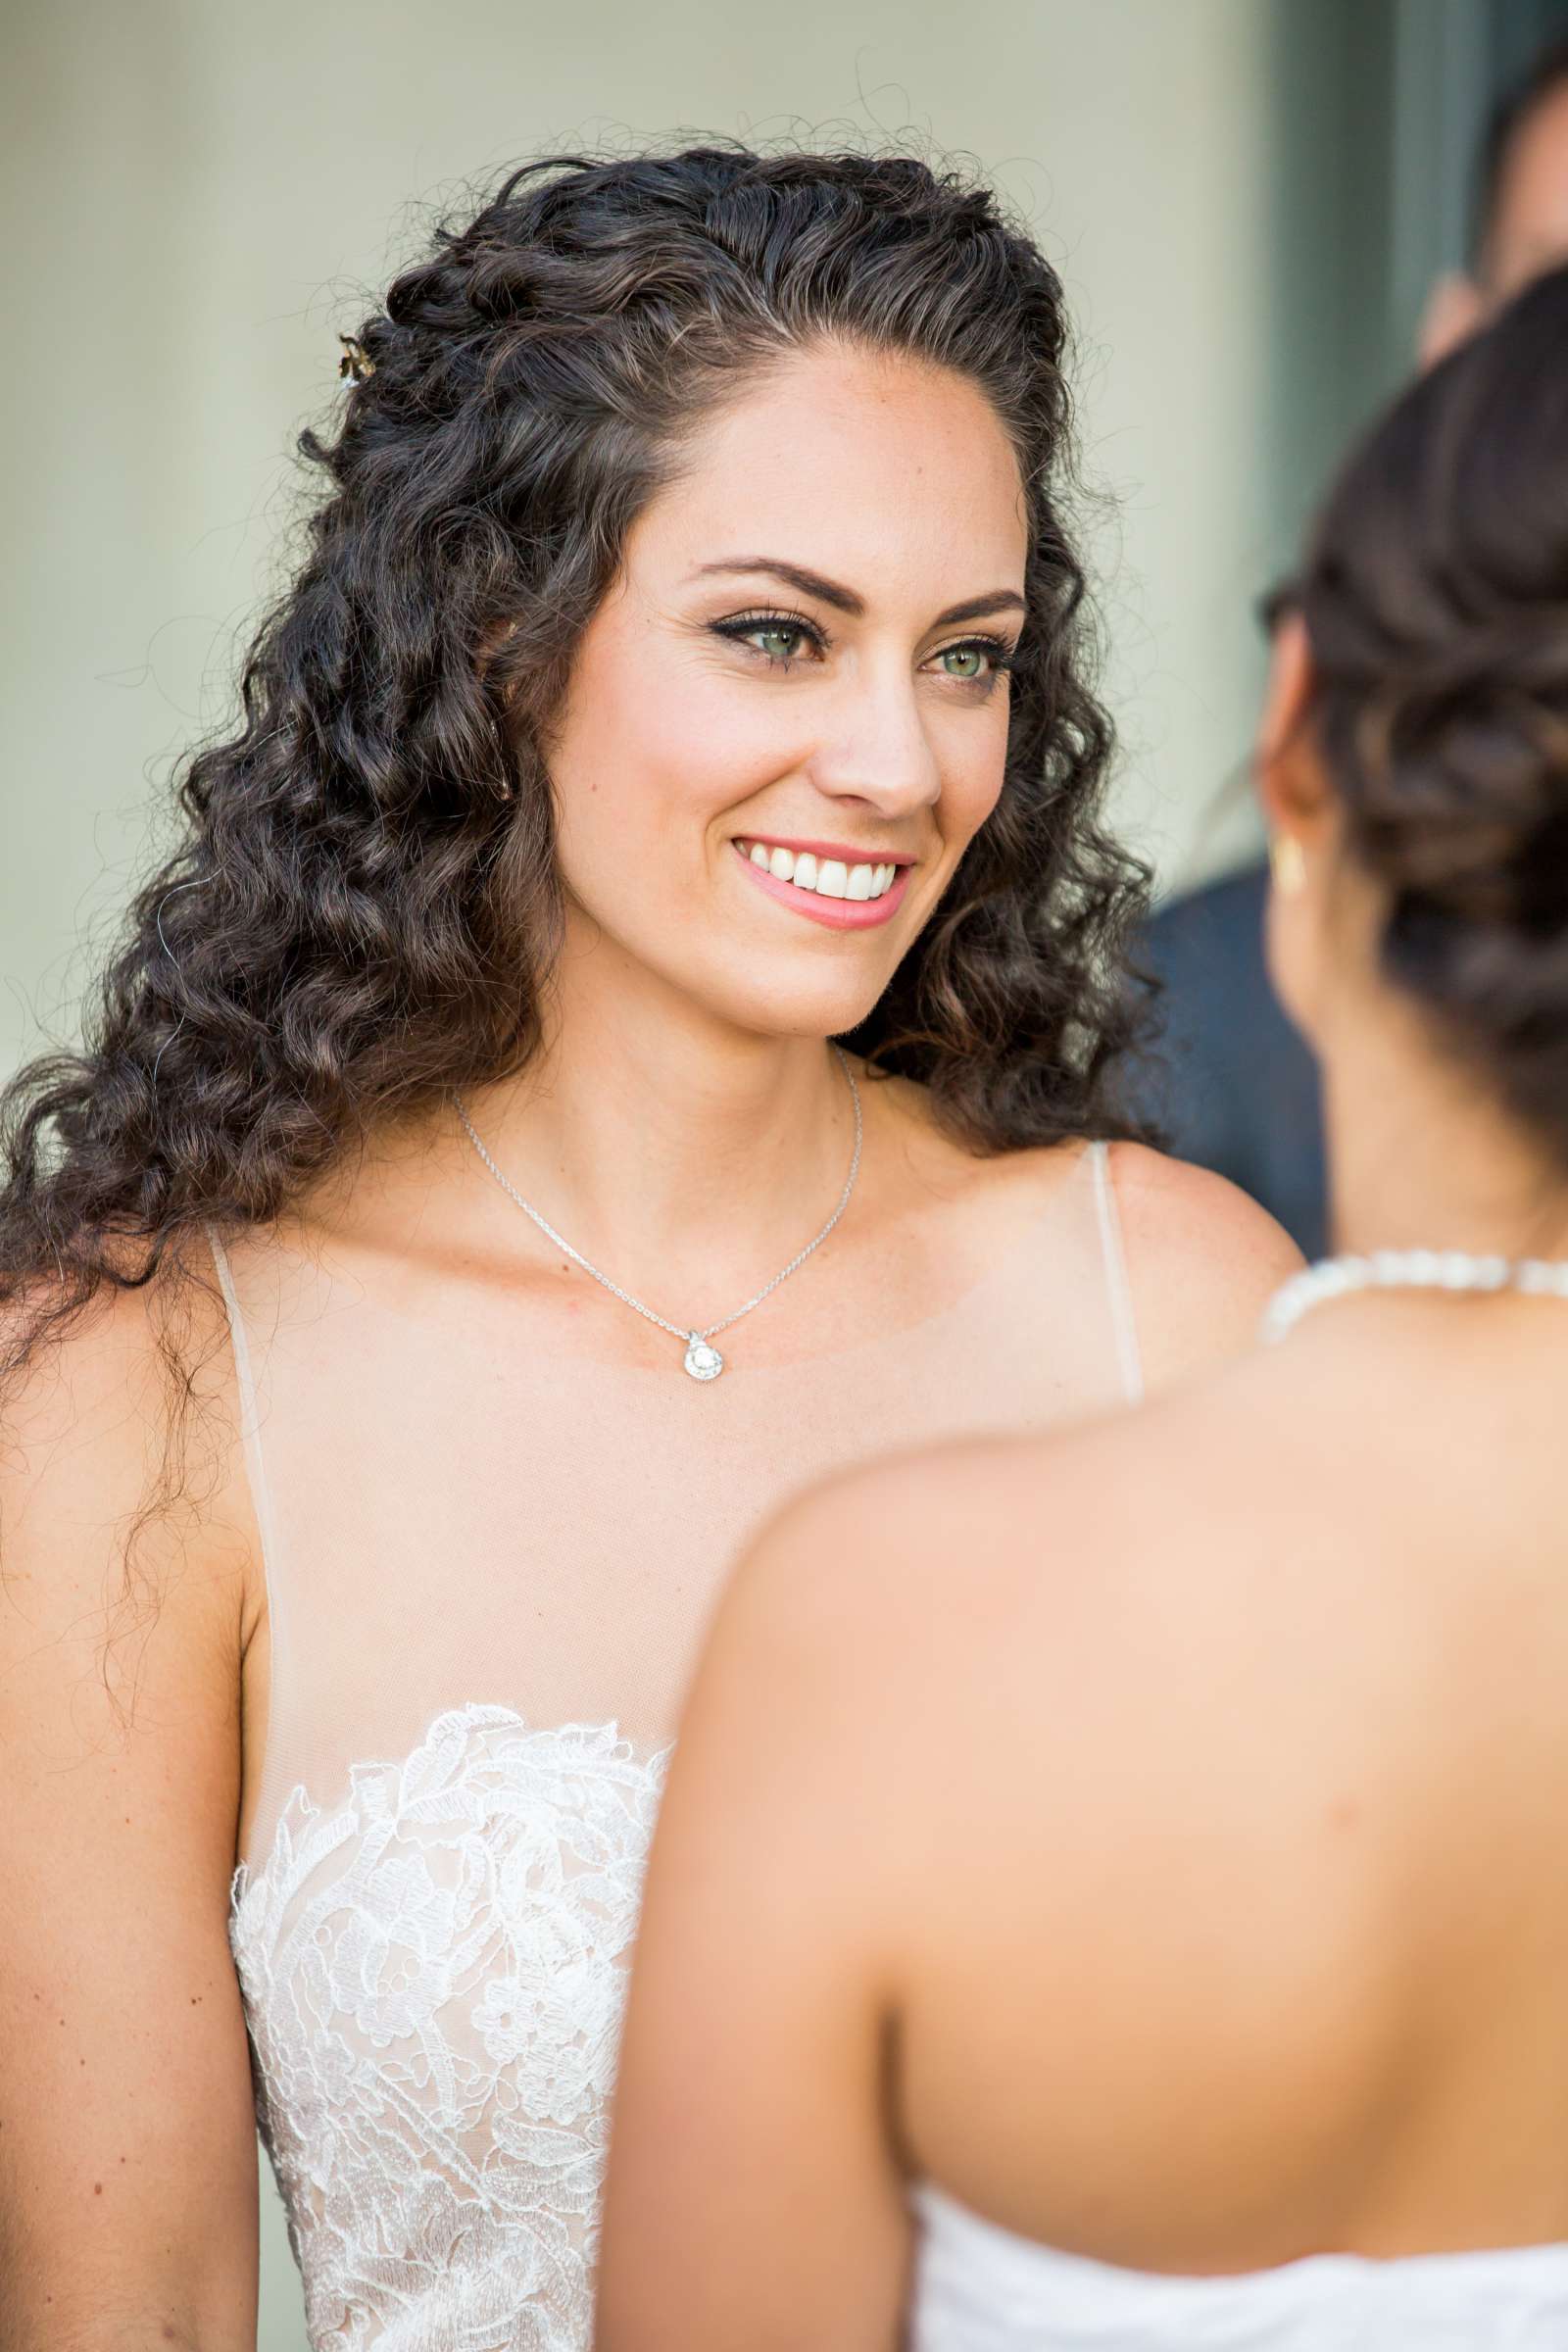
[230,1705,669,2350]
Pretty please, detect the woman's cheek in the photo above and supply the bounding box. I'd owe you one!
[942,735,1009,858]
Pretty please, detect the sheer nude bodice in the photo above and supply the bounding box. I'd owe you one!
[218,1140,1140,2350]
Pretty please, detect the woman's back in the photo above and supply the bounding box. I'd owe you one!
[886,1298,1568,2284]
[601,1295,1568,2350]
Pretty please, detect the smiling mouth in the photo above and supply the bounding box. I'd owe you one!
[736,839,906,903]
[731,837,914,933]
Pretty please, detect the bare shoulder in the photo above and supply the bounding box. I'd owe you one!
[2,1247,242,1470]
[707,1345,1347,1858]
[0,1258,259,1842]
[0,1253,257,1709]
[696,1422,1125,1789]
[0,1256,265,2323]
[722,1393,1487,2265]
[873,1085,1299,1390]
[712,1370,1438,1964]
[1103,1140,1302,1389]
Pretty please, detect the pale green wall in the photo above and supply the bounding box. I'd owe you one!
[1,4,1398,2341]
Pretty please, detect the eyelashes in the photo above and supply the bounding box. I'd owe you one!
[708,607,1018,690]
[709,608,825,665]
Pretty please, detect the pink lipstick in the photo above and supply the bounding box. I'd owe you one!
[731,838,914,932]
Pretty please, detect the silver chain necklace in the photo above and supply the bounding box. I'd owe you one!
[1262,1248,1568,1346]
[455,1047,862,1383]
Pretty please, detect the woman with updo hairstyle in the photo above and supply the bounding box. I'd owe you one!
[601,260,1568,2352]
[0,148,1291,2345]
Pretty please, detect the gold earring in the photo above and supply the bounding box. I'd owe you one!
[1269,833,1306,896]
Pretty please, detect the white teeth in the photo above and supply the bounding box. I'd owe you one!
[742,844,902,901]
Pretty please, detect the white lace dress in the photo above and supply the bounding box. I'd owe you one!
[218,1142,1142,2349]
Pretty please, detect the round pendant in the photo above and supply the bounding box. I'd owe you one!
[682,1335,725,1383]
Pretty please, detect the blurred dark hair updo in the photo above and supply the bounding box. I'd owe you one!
[1298,260,1568,1168]
[1,144,1149,1363]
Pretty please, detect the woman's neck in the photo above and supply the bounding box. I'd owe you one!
[455,960,863,1328]
[1321,993,1568,1265]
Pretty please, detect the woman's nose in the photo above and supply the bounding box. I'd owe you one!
[804,664,943,817]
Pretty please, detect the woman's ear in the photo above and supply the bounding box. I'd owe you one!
[1254,610,1328,847]
[1255,609,1361,1046]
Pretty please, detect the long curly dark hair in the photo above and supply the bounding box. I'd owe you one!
[1,145,1151,1380]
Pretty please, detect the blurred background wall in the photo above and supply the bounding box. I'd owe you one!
[0,0,1559,2339]
[2,0,1409,1092]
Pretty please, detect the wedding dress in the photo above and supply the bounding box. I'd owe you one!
[217,1138,1143,2350]
[909,2183,1568,2349]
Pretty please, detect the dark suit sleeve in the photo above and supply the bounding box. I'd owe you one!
[1120,861,1327,1260]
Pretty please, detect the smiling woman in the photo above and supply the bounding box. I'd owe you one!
[542,341,1036,1058]
[0,147,1298,2350]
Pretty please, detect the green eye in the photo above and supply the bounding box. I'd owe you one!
[940,645,988,679]
[749,624,808,662]
[711,611,826,666]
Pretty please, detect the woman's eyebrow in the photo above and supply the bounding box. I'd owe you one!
[690,557,864,613]
[688,557,1026,629]
[933,590,1027,627]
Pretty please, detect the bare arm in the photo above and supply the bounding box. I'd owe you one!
[0,1283,262,2350]
[597,1495,913,2352]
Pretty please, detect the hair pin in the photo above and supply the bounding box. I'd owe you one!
[338,335,375,385]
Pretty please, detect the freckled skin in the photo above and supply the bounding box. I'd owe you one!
[2,1273,262,2335]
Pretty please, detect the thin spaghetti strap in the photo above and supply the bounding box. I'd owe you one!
[1090,1142,1145,1405]
[207,1225,286,1873]
[207,1225,279,1573]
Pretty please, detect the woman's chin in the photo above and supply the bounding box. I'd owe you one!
[694,965,892,1046]
[559,921,889,1042]
[637,993,858,1049]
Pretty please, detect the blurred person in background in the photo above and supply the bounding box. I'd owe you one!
[601,259,1568,2352]
[1422,28,1568,357]
[1131,26,1568,1264]
[0,149,1294,2350]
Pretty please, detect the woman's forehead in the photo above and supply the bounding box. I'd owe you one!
[632,344,1028,603]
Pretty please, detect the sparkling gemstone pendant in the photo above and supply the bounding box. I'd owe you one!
[682,1334,725,1383]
